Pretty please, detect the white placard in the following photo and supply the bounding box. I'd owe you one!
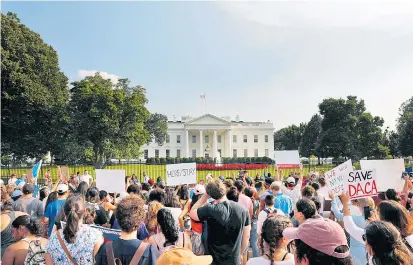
[274,150,300,168]
[347,169,378,199]
[166,163,197,186]
[96,169,125,194]
[325,159,353,196]
[360,159,405,192]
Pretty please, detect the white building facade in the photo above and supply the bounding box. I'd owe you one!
[141,114,274,159]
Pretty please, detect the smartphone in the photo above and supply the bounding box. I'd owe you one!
[363,206,371,220]
[402,172,408,179]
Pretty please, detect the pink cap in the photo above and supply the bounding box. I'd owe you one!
[194,184,206,195]
[283,216,350,259]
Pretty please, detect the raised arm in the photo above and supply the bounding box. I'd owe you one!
[178,205,189,231]
[189,194,209,222]
[340,193,364,243]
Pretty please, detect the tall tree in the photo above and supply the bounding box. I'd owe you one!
[69,74,167,168]
[316,96,385,159]
[382,129,400,158]
[1,12,69,159]
[397,97,413,157]
[274,123,306,150]
[299,114,322,157]
[145,113,168,145]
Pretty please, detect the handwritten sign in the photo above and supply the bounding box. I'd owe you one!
[347,169,378,199]
[96,169,125,194]
[57,166,69,182]
[360,159,404,192]
[274,150,300,168]
[166,163,197,186]
[325,160,353,196]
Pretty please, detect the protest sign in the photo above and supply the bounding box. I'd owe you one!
[274,150,300,168]
[26,169,33,184]
[325,159,353,196]
[96,169,125,194]
[347,169,378,199]
[166,163,197,186]
[360,159,404,192]
[57,166,69,182]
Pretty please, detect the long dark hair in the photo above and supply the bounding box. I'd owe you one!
[178,185,189,201]
[63,194,85,243]
[12,215,46,237]
[164,188,180,208]
[260,215,292,265]
[157,208,179,247]
[45,191,57,211]
[366,221,413,265]
[379,201,413,239]
[76,181,89,198]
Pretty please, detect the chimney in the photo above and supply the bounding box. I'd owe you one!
[236,115,240,122]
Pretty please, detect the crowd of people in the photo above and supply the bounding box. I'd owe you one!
[1,167,413,265]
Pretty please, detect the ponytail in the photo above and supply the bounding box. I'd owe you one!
[63,194,85,243]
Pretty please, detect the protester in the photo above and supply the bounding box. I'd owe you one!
[259,178,275,210]
[13,184,44,218]
[247,215,294,265]
[257,195,285,236]
[163,187,182,226]
[283,215,353,265]
[148,208,191,254]
[270,182,293,216]
[227,186,240,202]
[234,180,253,218]
[44,184,69,236]
[76,181,89,198]
[39,187,50,212]
[316,177,329,199]
[245,187,260,258]
[178,184,191,210]
[95,195,159,265]
[98,190,117,219]
[2,215,48,265]
[83,203,97,225]
[45,194,104,265]
[1,183,13,204]
[141,182,151,202]
[8,173,18,185]
[294,198,318,225]
[276,166,303,204]
[224,179,234,190]
[143,171,150,183]
[146,201,164,236]
[80,170,93,185]
[127,183,142,195]
[1,201,27,259]
[190,178,251,265]
[85,188,109,226]
[149,190,165,204]
[12,189,23,201]
[364,221,413,265]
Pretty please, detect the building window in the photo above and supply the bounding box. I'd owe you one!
[218,149,222,157]
[217,135,222,143]
[254,149,258,157]
[192,149,197,158]
[265,135,269,143]
[176,149,181,158]
[205,153,210,159]
[243,135,248,143]
[244,149,248,157]
[233,135,237,143]
[233,149,237,158]
[205,135,209,144]
[192,135,196,144]
[265,149,269,157]
[166,149,170,158]
[166,134,170,143]
[254,135,258,143]
[155,149,159,158]
[177,135,181,143]
[144,150,148,159]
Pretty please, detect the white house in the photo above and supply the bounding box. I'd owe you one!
[141,114,275,159]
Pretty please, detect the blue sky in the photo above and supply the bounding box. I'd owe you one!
[2,1,413,130]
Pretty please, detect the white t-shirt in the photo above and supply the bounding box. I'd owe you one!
[247,256,294,265]
[79,174,92,184]
[8,177,17,185]
[257,208,285,235]
[317,185,330,199]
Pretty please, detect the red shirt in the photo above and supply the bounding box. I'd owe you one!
[189,204,203,233]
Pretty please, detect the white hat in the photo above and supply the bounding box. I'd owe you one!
[286,177,296,185]
[18,181,26,190]
[57,184,68,193]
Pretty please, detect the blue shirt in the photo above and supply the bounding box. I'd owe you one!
[273,193,293,215]
[45,199,66,236]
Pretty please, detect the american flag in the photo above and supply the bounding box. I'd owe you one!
[200,94,206,99]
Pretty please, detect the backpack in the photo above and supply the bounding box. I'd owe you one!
[264,208,278,219]
[24,240,46,265]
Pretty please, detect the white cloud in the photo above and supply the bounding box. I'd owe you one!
[77,70,120,84]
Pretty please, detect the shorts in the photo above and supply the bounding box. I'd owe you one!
[191,231,205,255]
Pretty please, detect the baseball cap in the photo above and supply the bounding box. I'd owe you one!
[283,215,350,258]
[265,177,274,186]
[194,184,206,195]
[156,248,212,265]
[12,189,23,198]
[218,176,225,182]
[57,184,68,194]
[286,177,296,185]
[18,181,26,190]
[22,183,35,194]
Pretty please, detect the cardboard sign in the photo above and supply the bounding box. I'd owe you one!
[166,163,197,186]
[274,150,300,168]
[26,169,33,184]
[360,159,404,192]
[325,160,353,196]
[347,169,378,199]
[57,166,69,182]
[96,169,126,193]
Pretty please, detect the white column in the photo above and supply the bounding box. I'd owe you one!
[228,129,232,157]
[199,129,203,158]
[213,129,218,158]
[185,129,189,158]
